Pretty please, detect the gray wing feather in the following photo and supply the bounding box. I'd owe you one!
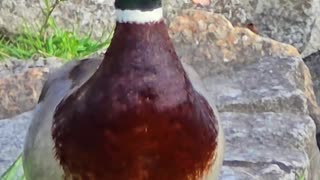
[23,58,102,180]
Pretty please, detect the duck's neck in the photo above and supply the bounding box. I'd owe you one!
[102,0,172,66]
[115,0,163,24]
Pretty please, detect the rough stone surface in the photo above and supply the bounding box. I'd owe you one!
[219,112,319,180]
[301,18,320,57]
[1,9,320,180]
[1,0,320,56]
[0,111,32,175]
[204,56,307,114]
[165,0,320,57]
[168,10,300,77]
[0,58,62,119]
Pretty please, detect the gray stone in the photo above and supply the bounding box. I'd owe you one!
[168,10,301,77]
[301,18,320,57]
[2,0,320,56]
[203,56,308,114]
[219,112,320,180]
[0,111,32,175]
[0,57,62,119]
[165,0,320,57]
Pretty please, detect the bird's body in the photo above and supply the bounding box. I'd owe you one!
[23,58,102,180]
[21,0,224,179]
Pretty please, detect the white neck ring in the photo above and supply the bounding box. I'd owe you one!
[115,8,163,24]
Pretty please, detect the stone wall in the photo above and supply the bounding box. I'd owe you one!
[1,0,320,57]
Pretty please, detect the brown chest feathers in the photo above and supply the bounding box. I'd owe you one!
[52,22,219,180]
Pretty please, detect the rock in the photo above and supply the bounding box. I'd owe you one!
[168,10,300,77]
[301,18,320,57]
[2,0,320,56]
[219,112,319,180]
[164,0,320,57]
[0,111,32,175]
[0,57,62,119]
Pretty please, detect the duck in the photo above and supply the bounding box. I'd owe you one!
[4,0,225,179]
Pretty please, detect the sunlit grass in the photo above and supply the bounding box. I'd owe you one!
[0,0,111,61]
[0,154,25,180]
[0,18,111,61]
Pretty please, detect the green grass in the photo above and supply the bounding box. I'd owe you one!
[0,17,112,61]
[0,154,25,180]
[0,0,111,61]
[296,169,306,180]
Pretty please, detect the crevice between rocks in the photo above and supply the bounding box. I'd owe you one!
[223,160,293,173]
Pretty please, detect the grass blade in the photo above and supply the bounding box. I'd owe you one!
[0,154,25,180]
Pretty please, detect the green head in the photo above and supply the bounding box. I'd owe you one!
[115,0,162,11]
